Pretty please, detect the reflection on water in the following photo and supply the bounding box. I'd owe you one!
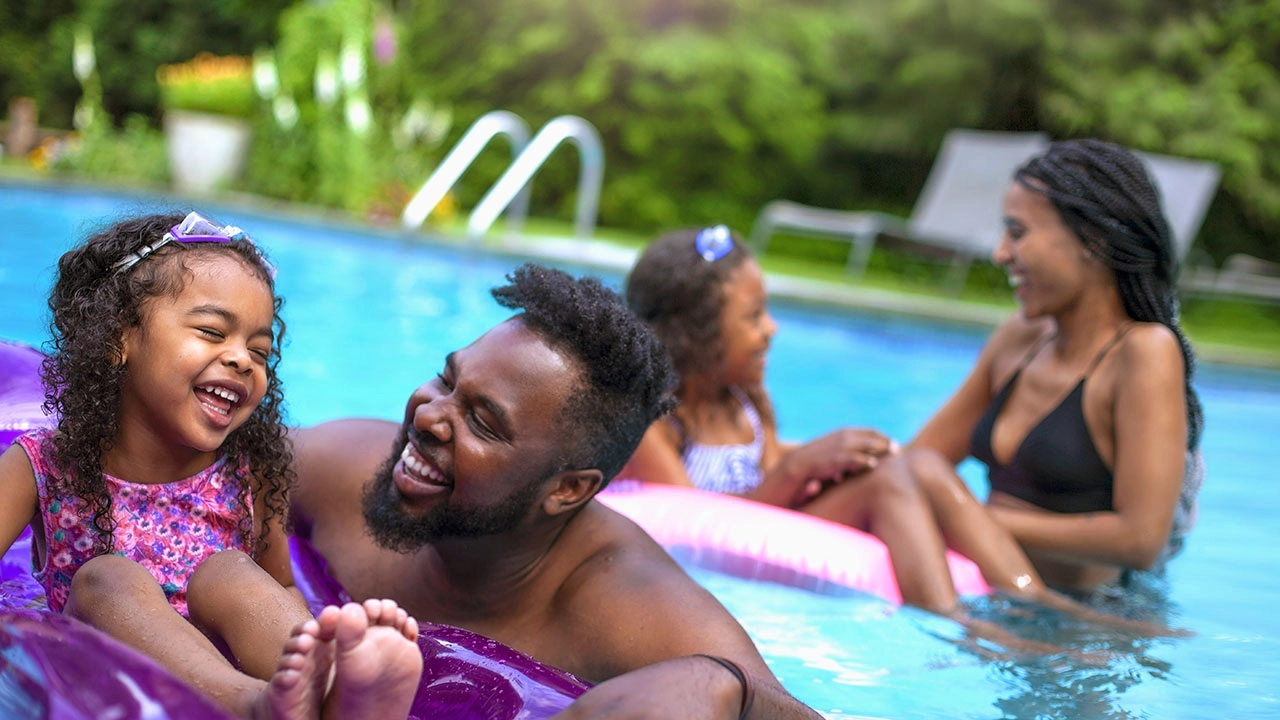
[692,565,1195,720]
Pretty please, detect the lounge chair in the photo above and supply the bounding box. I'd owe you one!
[1132,151,1280,304]
[1134,150,1222,264]
[1183,253,1280,304]
[748,129,1050,291]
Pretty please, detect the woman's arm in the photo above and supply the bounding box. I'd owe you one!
[988,324,1187,569]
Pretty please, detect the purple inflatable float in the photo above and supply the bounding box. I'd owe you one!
[0,339,588,719]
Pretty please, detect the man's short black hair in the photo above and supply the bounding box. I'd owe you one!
[491,263,676,485]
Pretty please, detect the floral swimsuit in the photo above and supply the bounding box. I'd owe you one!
[17,428,252,616]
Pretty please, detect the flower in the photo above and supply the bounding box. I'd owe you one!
[157,53,256,119]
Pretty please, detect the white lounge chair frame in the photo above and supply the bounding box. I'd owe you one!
[748,129,1050,292]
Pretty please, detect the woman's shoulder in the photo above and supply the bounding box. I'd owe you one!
[1111,322,1184,374]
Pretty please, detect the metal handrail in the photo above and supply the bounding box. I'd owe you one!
[467,115,604,240]
[401,110,531,230]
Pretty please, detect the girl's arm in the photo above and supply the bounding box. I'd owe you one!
[988,324,1188,569]
[0,444,38,559]
[754,427,897,508]
[620,421,697,487]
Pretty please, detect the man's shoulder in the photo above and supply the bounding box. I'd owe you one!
[558,500,706,603]
[290,418,399,532]
[544,499,765,682]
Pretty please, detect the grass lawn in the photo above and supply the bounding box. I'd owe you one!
[509,219,1280,368]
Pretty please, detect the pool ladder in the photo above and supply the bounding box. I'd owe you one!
[401,110,604,242]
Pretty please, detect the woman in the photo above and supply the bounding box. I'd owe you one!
[871,138,1204,605]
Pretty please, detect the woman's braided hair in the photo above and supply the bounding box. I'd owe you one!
[1015,139,1203,449]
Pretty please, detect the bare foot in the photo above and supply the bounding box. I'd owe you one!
[321,601,423,720]
[251,609,339,720]
[360,597,421,642]
[1027,587,1193,638]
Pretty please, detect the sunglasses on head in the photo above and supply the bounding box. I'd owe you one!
[113,212,277,279]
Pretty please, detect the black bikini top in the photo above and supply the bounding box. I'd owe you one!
[969,326,1132,514]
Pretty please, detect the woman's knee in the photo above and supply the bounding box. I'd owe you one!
[903,448,966,495]
[860,453,928,503]
[810,455,923,521]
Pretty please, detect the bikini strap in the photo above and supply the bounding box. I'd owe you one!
[1085,323,1135,375]
[666,386,758,455]
[1014,329,1057,374]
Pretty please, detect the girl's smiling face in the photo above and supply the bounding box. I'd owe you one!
[116,254,275,464]
[717,258,776,387]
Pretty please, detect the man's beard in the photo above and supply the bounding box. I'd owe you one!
[361,441,543,553]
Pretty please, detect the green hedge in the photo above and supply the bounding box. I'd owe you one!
[3,0,1276,265]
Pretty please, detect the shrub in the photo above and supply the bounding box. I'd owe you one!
[156,53,256,118]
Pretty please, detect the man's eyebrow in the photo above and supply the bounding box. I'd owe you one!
[445,352,515,439]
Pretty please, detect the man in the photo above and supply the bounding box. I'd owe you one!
[289,263,822,719]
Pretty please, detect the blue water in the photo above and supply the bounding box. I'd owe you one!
[4,181,1279,719]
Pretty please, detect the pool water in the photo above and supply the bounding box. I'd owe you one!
[4,181,1279,719]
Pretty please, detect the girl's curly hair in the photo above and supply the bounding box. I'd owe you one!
[41,211,293,555]
[625,226,777,428]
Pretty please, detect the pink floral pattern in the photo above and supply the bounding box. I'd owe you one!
[17,429,252,616]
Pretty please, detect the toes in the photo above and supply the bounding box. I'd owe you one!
[361,598,401,626]
[314,605,341,642]
[335,602,370,652]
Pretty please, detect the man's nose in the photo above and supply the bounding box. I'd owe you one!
[411,392,453,443]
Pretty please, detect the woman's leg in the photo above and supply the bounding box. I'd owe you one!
[801,454,960,613]
[903,449,1046,597]
[906,451,1190,636]
[187,549,315,680]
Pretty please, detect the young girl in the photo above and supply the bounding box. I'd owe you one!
[0,211,422,720]
[623,225,899,509]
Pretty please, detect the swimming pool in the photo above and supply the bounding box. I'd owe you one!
[3,180,1279,719]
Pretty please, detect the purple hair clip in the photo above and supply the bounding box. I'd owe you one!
[113,212,277,279]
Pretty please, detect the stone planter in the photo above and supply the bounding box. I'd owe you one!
[163,110,251,195]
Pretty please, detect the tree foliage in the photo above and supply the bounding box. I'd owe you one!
[1039,0,1280,261]
[2,0,1276,261]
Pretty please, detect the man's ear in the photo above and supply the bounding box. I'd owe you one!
[542,468,604,516]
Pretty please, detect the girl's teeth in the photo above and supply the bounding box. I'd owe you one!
[199,385,241,403]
